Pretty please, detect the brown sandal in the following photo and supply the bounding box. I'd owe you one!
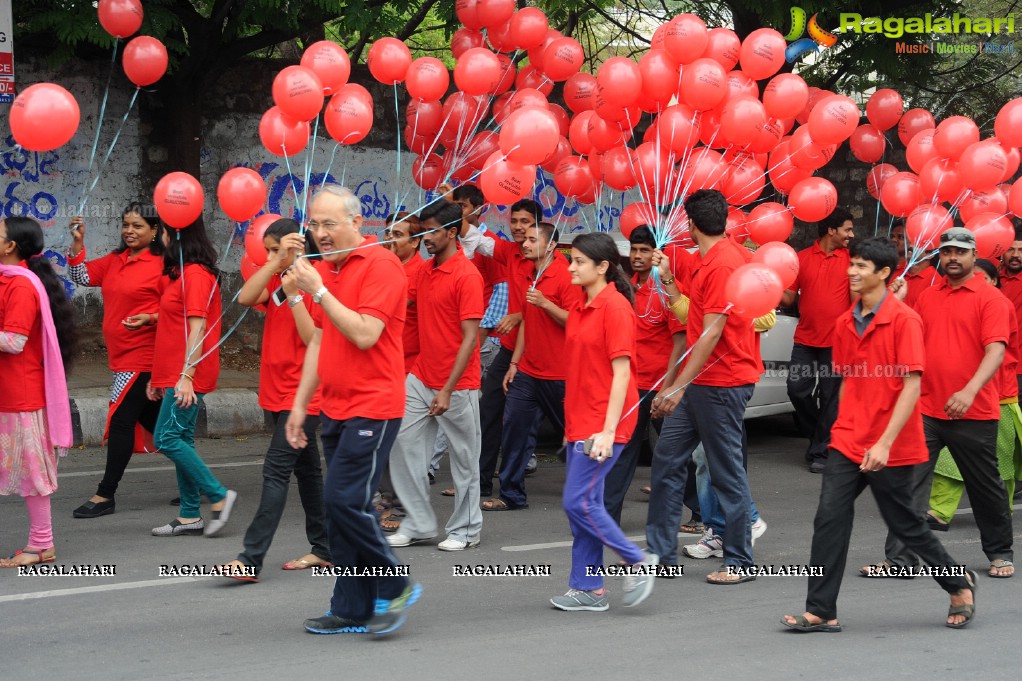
[281,554,332,571]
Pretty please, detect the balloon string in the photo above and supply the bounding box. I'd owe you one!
[77,87,140,216]
[301,114,321,222]
[393,83,403,216]
[76,39,119,214]
[281,150,304,220]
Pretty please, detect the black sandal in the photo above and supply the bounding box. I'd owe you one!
[946,569,977,629]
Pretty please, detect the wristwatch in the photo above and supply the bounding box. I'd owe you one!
[312,286,329,304]
[287,293,305,308]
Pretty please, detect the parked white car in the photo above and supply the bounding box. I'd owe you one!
[746,310,796,419]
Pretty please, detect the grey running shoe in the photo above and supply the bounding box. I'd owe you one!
[622,553,659,607]
[304,613,369,634]
[550,589,609,612]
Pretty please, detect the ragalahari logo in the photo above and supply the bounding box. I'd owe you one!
[784,7,838,62]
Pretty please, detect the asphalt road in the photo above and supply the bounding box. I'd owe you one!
[1,415,1019,680]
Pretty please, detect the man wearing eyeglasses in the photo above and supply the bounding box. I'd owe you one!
[288,185,420,635]
[870,227,1015,580]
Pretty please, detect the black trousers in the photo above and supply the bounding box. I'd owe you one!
[807,453,970,621]
[96,372,161,499]
[786,343,841,462]
[885,416,1013,566]
[479,346,518,498]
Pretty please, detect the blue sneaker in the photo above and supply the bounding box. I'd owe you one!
[303,612,369,634]
[366,582,422,635]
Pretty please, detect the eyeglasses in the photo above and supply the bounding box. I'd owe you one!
[307,215,354,231]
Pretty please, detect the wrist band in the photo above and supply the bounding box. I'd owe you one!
[661,276,675,286]
[179,373,193,381]
[510,361,519,366]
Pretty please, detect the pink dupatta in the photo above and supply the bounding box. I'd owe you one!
[0,263,73,449]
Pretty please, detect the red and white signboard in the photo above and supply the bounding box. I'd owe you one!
[0,0,13,103]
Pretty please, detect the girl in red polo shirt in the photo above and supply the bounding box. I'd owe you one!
[220,218,330,579]
[66,203,167,519]
[551,232,658,612]
[0,217,76,567]
[148,220,236,538]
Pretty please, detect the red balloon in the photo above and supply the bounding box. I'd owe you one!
[995,97,1022,149]
[724,70,759,104]
[547,103,570,137]
[918,157,963,204]
[866,88,903,131]
[880,171,922,218]
[789,126,836,171]
[959,187,1008,223]
[867,163,898,200]
[680,58,727,111]
[272,66,324,122]
[762,73,808,120]
[542,37,585,82]
[795,87,831,126]
[849,124,886,163]
[564,72,597,113]
[720,96,766,147]
[664,13,709,65]
[787,177,837,222]
[999,142,1020,182]
[412,154,445,190]
[751,241,799,288]
[747,202,793,245]
[905,204,952,250]
[98,0,143,38]
[493,54,516,95]
[968,212,1015,259]
[905,129,938,174]
[568,111,594,155]
[527,29,562,71]
[406,99,443,137]
[218,168,267,223]
[451,28,485,58]
[539,136,572,172]
[508,87,548,113]
[403,127,434,154]
[738,28,786,80]
[240,253,261,281]
[602,146,637,191]
[726,264,783,318]
[367,38,412,85]
[620,202,659,238]
[515,64,554,95]
[510,7,549,49]
[464,130,501,170]
[455,0,483,29]
[596,57,641,108]
[681,147,727,192]
[587,114,625,153]
[722,155,765,205]
[154,172,204,229]
[807,95,860,146]
[726,207,749,242]
[745,117,784,155]
[244,213,281,266]
[406,57,450,101]
[639,49,681,105]
[500,106,560,164]
[259,107,310,156]
[440,92,489,149]
[480,151,535,205]
[702,27,741,70]
[301,41,351,96]
[768,145,811,195]
[1011,179,1022,218]
[933,116,980,160]
[897,108,935,146]
[454,47,502,95]
[958,140,1009,191]
[656,104,699,153]
[553,156,594,197]
[9,83,81,152]
[122,36,168,87]
[477,0,515,28]
[324,84,373,145]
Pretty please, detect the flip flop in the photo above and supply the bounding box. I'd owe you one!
[282,557,333,571]
[706,568,756,585]
[440,488,455,497]
[988,559,1014,578]
[481,498,528,511]
[781,614,842,633]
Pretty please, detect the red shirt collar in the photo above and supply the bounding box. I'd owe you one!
[935,272,986,292]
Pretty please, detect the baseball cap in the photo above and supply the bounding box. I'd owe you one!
[938,227,976,250]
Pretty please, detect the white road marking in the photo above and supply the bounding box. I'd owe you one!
[58,461,264,478]
[0,577,200,603]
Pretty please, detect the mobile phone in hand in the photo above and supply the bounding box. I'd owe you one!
[583,438,594,455]
[271,286,287,306]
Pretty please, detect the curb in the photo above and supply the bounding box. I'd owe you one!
[69,389,271,447]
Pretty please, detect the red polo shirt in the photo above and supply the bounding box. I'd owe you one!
[664,244,697,303]
[513,254,579,381]
[787,241,852,348]
[68,248,164,373]
[258,273,321,415]
[1000,269,1022,376]
[997,292,1019,400]
[401,253,427,373]
[470,225,504,311]
[632,273,685,391]
[894,263,939,310]
[830,294,927,466]
[312,239,407,421]
[151,264,221,394]
[0,266,45,412]
[915,274,1011,421]
[410,248,485,391]
[687,238,763,387]
[564,283,639,443]
[481,233,525,352]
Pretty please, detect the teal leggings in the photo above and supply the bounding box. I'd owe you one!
[154,389,227,518]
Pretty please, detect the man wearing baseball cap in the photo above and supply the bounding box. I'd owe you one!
[868,227,1015,579]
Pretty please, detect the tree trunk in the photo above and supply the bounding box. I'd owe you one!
[140,77,204,191]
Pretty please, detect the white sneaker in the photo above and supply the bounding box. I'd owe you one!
[622,552,658,607]
[751,518,767,546]
[683,529,724,559]
[387,533,434,547]
[437,536,480,551]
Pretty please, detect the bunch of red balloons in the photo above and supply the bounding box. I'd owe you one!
[855,90,1022,259]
